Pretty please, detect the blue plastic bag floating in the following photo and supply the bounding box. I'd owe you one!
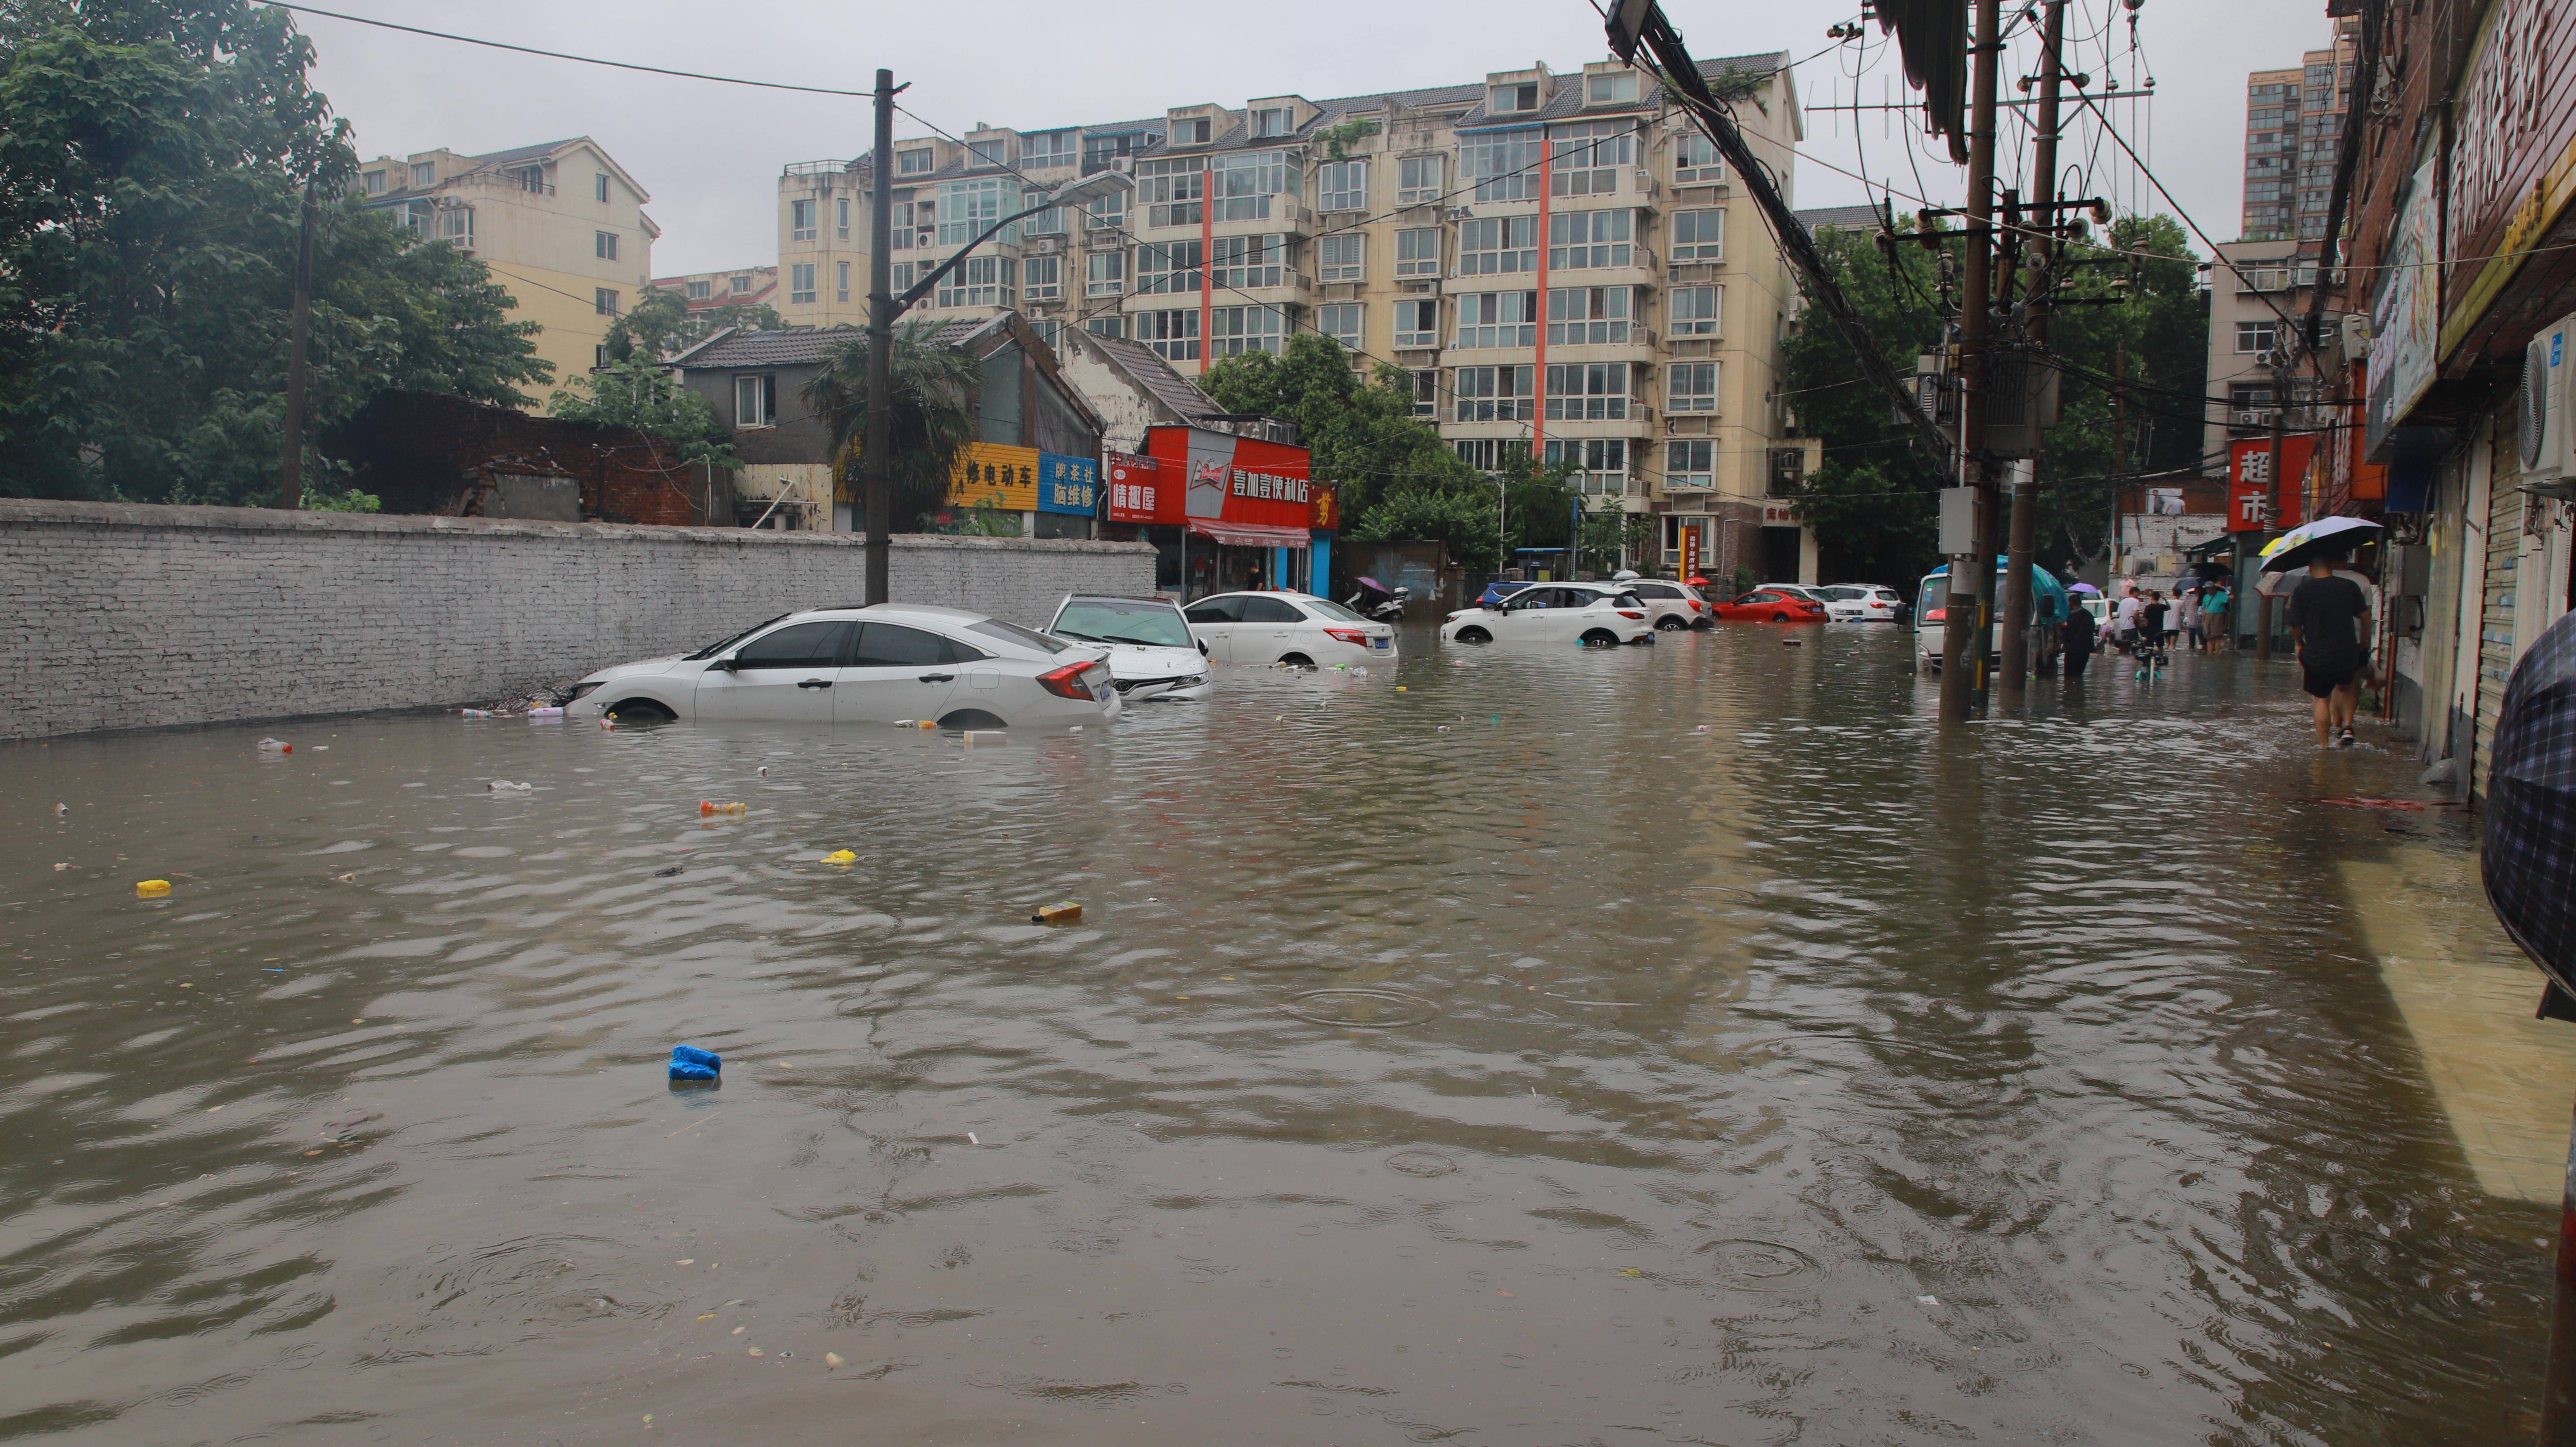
[669,1044,721,1082]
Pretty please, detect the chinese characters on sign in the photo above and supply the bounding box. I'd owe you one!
[1229,469,1310,503]
[1309,480,1340,531]
[1036,452,1099,515]
[2227,437,2314,533]
[945,441,1040,511]
[1105,452,1165,523]
[1760,503,1797,525]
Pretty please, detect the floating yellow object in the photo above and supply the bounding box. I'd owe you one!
[135,880,170,898]
[699,799,746,815]
[822,850,857,865]
[1396,686,1407,691]
[1030,901,1082,925]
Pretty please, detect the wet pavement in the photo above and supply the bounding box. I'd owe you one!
[1,624,2555,1445]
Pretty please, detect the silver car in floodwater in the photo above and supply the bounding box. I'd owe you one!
[1045,595,1213,701]
[567,605,1121,730]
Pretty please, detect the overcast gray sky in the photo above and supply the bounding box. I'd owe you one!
[293,0,2343,278]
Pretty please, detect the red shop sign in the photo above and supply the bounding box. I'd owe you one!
[1144,425,1313,532]
[2227,436,2314,533]
[1104,451,1173,524]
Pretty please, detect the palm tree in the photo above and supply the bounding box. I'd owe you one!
[800,321,982,532]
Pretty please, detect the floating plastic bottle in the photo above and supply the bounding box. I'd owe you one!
[669,1044,721,1082]
[258,737,291,753]
[699,800,746,815]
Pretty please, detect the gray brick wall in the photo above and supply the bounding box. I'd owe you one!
[0,501,1155,740]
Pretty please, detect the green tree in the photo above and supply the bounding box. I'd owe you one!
[800,321,980,532]
[1777,212,2207,587]
[549,359,739,468]
[603,285,784,363]
[0,0,549,504]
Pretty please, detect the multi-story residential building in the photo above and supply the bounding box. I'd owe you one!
[355,138,656,408]
[770,53,1814,579]
[2201,239,2334,470]
[2239,19,2358,243]
[653,266,778,312]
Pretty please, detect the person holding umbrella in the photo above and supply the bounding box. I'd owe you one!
[2261,515,2382,747]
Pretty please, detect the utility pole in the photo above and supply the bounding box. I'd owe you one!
[2110,340,2127,578]
[1937,0,2004,725]
[279,181,317,511]
[1996,0,2067,709]
[2256,346,2289,662]
[863,69,897,606]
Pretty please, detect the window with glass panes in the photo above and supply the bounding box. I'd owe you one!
[938,178,1020,246]
[1547,287,1631,344]
[968,138,1009,167]
[1136,157,1206,227]
[1022,206,1065,236]
[1318,303,1364,349]
[1025,132,1077,168]
[898,149,933,175]
[1395,228,1442,276]
[1136,308,1198,361]
[687,279,711,299]
[789,265,814,304]
[1667,361,1719,413]
[1023,254,1062,301]
[1669,285,1721,336]
[1548,210,1633,268]
[1670,209,1724,260]
[1395,299,1441,348]
[1409,370,1439,418]
[1586,72,1639,104]
[1457,216,1537,275]
[791,199,816,240]
[1550,119,1633,196]
[1665,440,1714,489]
[890,261,914,293]
[1210,235,1286,289]
[1316,233,1365,282]
[1546,363,1630,420]
[1085,314,1126,339]
[1084,187,1125,229]
[1317,160,1368,212]
[1087,250,1126,296]
[1209,304,1283,357]
[1454,438,1527,472]
[889,200,917,249]
[1397,154,1445,204]
[1214,150,1298,222]
[1459,132,1542,202]
[937,254,1014,308]
[837,261,850,302]
[1546,438,1630,493]
[1455,292,1537,349]
[1454,365,1534,421]
[1134,240,1203,295]
[1674,131,1723,183]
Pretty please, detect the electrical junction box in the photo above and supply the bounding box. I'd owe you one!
[1939,486,1979,555]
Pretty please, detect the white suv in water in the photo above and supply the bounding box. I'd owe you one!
[568,606,1120,730]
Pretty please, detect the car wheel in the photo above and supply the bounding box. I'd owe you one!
[1654,616,1686,631]
[1771,612,1790,623]
[1280,652,1315,668]
[1455,627,1491,645]
[604,698,674,724]
[1580,629,1619,647]
[937,708,1007,731]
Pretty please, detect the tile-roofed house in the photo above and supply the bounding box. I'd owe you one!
[1795,204,1886,234]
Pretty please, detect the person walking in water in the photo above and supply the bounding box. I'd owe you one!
[2062,599,2100,682]
[2287,549,2370,747]
[2201,581,2231,654]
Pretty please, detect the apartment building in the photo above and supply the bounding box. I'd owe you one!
[770,53,1813,577]
[2202,239,2333,471]
[355,138,657,408]
[653,266,779,312]
[2240,19,2358,243]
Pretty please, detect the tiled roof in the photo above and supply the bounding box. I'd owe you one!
[466,137,585,169]
[1075,332,1225,420]
[1795,204,1885,233]
[670,327,862,370]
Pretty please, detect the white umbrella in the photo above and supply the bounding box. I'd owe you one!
[2257,515,2382,574]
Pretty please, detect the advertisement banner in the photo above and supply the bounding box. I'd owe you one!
[946,441,1039,511]
[2366,155,2441,458]
[1036,452,1099,515]
[1681,523,1703,579]
[1309,480,1340,532]
[1144,425,1314,533]
[2227,436,2315,533]
[1104,452,1170,523]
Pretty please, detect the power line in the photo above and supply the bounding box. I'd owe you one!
[261,2,878,96]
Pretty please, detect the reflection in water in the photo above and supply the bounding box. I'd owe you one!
[0,626,2546,1443]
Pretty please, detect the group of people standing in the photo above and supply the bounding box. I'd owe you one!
[2060,578,2232,680]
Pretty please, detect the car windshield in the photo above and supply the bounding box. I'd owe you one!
[1051,598,1191,648]
[966,618,1070,655]
[684,612,793,661]
[1920,579,1946,615]
[1302,598,1370,623]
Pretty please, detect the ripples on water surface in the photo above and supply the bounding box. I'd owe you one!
[0,626,2547,1443]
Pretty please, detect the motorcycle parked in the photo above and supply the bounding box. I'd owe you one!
[1345,577,1411,623]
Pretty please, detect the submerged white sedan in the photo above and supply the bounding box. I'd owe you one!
[567,605,1121,730]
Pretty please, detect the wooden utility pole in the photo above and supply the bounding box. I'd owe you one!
[1937,0,2004,725]
[278,182,317,511]
[1996,0,2067,709]
[863,69,897,605]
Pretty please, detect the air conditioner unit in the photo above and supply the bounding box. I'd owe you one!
[2231,409,2275,428]
[1631,170,1660,198]
[2519,311,2576,483]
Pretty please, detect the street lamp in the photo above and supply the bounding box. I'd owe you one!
[859,98,1132,605]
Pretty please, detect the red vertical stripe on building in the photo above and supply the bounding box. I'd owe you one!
[1199,158,1215,375]
[1533,136,1551,460]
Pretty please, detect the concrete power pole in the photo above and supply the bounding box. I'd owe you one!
[863,69,898,606]
[278,182,317,511]
[1996,0,2067,709]
[1937,0,2004,726]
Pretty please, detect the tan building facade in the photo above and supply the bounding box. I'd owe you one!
[771,54,1814,576]
[653,265,779,312]
[2239,20,2358,243]
[357,138,657,408]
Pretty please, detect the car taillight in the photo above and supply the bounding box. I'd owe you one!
[1037,661,1103,700]
[1322,627,1369,645]
[1689,601,1703,611]
[1617,610,1646,619]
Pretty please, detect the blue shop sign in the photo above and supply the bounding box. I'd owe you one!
[1036,453,1100,515]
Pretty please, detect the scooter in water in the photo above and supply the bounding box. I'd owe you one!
[1345,576,1411,623]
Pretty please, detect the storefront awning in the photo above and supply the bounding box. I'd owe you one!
[1186,519,1309,550]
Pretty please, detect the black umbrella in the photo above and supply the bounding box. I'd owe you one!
[2484,609,2576,996]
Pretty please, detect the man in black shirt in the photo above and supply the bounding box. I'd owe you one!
[2062,602,2099,681]
[2286,549,2370,747]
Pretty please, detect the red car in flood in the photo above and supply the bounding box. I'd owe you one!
[1708,589,1828,623]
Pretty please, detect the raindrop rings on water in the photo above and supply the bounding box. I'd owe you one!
[1280,988,1441,1029]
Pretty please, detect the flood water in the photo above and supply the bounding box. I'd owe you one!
[1,624,2548,1444]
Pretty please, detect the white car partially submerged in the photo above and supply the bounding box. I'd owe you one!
[568,605,1121,730]
[1182,591,1398,666]
[1817,584,1907,622]
[1046,594,1212,701]
[1439,583,1657,646]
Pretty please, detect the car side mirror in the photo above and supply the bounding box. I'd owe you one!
[1197,640,1210,656]
[713,657,736,673]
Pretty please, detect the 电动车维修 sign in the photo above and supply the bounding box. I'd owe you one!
[1037,452,1100,515]
[946,441,1039,512]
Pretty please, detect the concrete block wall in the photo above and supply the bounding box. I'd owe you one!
[0,501,1154,740]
